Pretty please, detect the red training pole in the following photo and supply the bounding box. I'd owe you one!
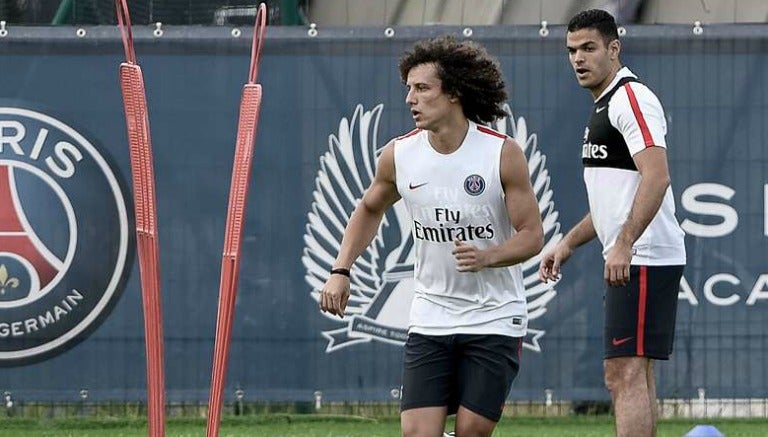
[116,1,166,435]
[206,4,268,437]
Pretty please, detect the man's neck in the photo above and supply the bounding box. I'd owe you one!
[427,115,470,155]
[590,64,623,100]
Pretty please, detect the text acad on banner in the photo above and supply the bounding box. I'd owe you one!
[676,182,768,308]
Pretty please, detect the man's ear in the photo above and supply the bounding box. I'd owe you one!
[609,39,621,61]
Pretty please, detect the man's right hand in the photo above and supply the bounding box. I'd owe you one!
[319,274,351,318]
[538,242,574,283]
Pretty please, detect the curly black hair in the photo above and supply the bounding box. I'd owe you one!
[399,36,508,124]
[567,9,619,45]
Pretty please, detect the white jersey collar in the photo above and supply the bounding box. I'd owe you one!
[594,66,637,102]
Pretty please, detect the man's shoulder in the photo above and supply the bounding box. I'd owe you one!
[390,129,423,155]
[394,128,422,142]
[475,124,507,140]
[470,124,510,153]
[609,80,665,115]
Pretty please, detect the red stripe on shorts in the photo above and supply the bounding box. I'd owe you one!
[637,266,648,356]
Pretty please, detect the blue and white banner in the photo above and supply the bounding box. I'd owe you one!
[0,25,765,401]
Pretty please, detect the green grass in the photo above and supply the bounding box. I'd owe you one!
[0,415,766,436]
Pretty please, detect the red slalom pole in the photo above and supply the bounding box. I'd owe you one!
[206,4,267,437]
[115,1,166,436]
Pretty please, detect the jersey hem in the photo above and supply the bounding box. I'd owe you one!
[408,325,526,337]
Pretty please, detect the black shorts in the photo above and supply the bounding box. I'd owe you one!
[604,265,684,360]
[400,333,522,422]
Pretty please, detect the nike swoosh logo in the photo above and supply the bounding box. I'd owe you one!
[596,106,607,113]
[612,336,633,346]
[409,182,428,190]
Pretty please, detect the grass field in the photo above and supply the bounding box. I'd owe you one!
[1,415,766,436]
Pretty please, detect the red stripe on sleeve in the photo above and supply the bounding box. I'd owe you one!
[476,125,507,139]
[637,266,648,356]
[396,128,421,140]
[623,83,655,148]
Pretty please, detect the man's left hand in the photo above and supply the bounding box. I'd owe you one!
[452,240,489,272]
[604,242,633,287]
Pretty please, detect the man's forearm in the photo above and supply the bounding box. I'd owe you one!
[486,227,544,268]
[563,213,597,249]
[333,203,386,269]
[616,177,669,247]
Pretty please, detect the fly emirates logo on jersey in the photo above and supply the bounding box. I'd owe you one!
[413,207,495,243]
[581,142,608,160]
[581,128,608,160]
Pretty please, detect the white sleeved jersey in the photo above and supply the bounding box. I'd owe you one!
[582,67,686,265]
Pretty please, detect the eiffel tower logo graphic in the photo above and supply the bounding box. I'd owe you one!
[0,164,63,304]
[0,106,132,366]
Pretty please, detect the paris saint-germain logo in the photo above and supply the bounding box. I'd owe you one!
[303,104,563,353]
[463,174,485,196]
[0,106,133,366]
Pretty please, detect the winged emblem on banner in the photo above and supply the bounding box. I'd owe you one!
[302,104,562,353]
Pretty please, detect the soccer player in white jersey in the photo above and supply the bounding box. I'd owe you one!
[320,36,544,437]
[539,9,686,437]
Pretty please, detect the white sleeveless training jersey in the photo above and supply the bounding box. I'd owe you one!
[393,120,527,338]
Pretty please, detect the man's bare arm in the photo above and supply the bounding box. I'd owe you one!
[455,138,543,271]
[333,142,401,269]
[616,146,670,247]
[563,213,597,250]
[604,146,671,286]
[538,209,596,283]
[491,138,544,266]
[321,141,400,317]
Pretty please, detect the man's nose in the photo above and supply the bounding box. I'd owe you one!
[405,89,416,105]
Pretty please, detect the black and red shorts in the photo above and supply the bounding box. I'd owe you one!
[604,265,684,360]
[400,333,522,422]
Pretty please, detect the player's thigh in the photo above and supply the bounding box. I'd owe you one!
[456,334,522,423]
[401,333,456,412]
[455,405,497,437]
[604,266,643,358]
[401,406,448,437]
[643,265,684,359]
[604,265,683,359]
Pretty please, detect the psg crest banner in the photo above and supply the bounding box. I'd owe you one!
[0,26,766,401]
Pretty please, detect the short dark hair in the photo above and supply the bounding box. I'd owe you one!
[567,9,619,44]
[398,36,508,124]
